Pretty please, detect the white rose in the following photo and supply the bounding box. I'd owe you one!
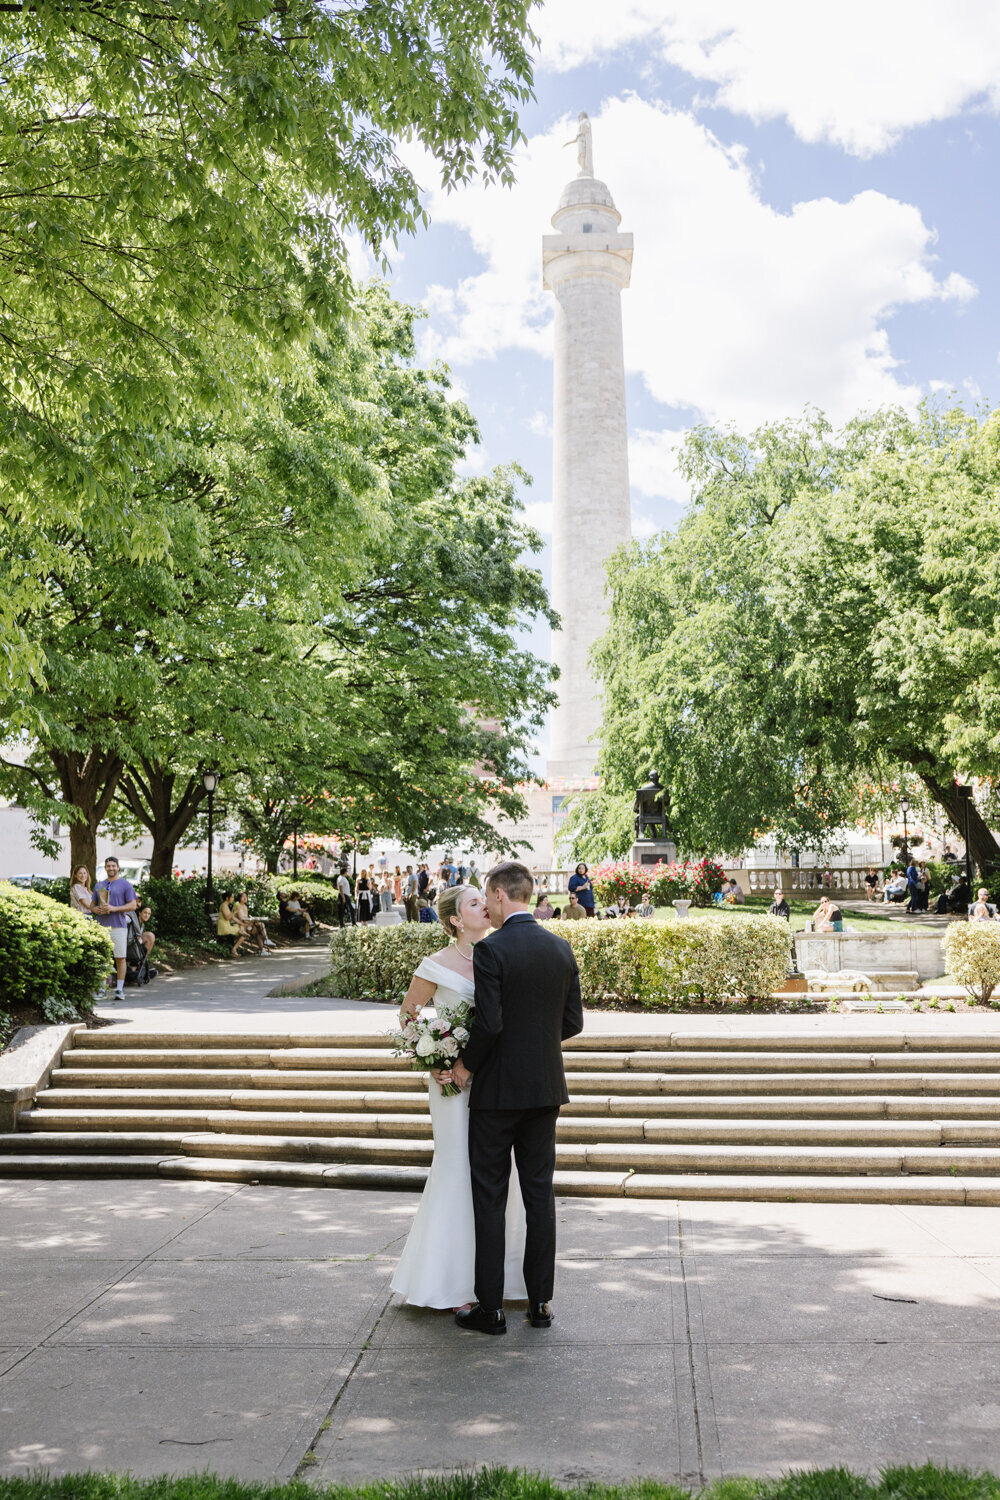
[415,1035,437,1057]
[452,1027,469,1043]
[440,1036,459,1057]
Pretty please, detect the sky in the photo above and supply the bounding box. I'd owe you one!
[369,2,1000,764]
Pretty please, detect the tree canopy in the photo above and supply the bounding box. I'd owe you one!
[2,284,554,873]
[0,0,536,697]
[584,405,1000,870]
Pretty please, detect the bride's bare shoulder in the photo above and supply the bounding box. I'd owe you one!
[428,947,462,974]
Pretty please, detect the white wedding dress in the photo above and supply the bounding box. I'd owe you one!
[390,956,528,1308]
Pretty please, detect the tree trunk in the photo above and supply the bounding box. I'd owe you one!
[117,762,207,878]
[69,816,99,881]
[917,771,1000,874]
[51,746,123,879]
[266,852,280,874]
[148,843,178,879]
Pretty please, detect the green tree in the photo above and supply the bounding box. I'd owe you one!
[592,406,1000,869]
[3,287,554,874]
[0,0,536,697]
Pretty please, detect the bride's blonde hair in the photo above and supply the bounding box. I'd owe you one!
[438,884,471,940]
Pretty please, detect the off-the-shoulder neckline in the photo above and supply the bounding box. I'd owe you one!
[419,955,475,988]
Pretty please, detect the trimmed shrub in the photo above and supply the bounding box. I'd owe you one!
[138,876,207,940]
[325,913,791,1007]
[649,858,725,908]
[328,923,448,1003]
[944,923,1000,1005]
[267,875,340,923]
[0,882,113,1022]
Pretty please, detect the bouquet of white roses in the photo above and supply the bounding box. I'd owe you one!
[389,1003,473,1097]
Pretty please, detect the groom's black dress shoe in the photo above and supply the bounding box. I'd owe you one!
[527,1301,553,1328]
[455,1303,507,1336]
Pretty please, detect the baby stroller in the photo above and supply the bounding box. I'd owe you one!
[124,912,153,987]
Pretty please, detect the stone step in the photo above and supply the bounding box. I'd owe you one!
[15,1121,1000,1176]
[18,1115,1000,1147]
[3,1150,1000,1204]
[66,1029,1000,1055]
[58,1045,1000,1076]
[41,1074,1000,1120]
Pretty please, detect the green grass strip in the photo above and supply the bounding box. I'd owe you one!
[1,1464,1000,1500]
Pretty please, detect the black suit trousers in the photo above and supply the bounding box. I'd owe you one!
[468,1105,560,1309]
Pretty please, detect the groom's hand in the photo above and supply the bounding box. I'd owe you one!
[452,1059,473,1090]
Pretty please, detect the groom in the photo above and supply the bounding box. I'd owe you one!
[450,860,584,1335]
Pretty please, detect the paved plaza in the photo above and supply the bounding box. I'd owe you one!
[4,1179,1000,1484]
[4,951,1000,1484]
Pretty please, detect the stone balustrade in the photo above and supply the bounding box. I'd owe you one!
[731,867,884,897]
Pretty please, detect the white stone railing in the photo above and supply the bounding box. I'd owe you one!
[733,867,879,897]
[535,866,888,898]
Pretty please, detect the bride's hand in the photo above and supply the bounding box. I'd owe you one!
[430,1066,453,1085]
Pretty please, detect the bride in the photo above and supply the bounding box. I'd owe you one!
[390,884,527,1310]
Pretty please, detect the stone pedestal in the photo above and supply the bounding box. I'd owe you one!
[632,840,677,868]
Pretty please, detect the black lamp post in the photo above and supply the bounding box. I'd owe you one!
[202,769,220,910]
[291,815,299,880]
[899,797,910,870]
[956,782,974,889]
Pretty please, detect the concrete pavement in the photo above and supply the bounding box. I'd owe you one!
[5,947,998,1484]
[3,1178,1000,1483]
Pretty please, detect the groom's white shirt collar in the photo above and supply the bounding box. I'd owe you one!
[502,909,534,923]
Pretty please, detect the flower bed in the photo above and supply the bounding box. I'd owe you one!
[326,914,791,1007]
[591,858,725,909]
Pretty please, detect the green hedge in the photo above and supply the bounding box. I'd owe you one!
[329,923,447,1002]
[266,874,340,923]
[326,914,791,1007]
[0,882,113,1024]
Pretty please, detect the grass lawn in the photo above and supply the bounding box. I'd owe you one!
[653,896,932,935]
[1,1465,998,1500]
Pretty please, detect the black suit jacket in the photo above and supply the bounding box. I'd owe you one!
[461,912,584,1111]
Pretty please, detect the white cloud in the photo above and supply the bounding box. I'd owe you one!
[457,443,490,477]
[534,2,1000,156]
[628,429,690,504]
[415,96,974,432]
[526,409,553,437]
[631,512,660,541]
[521,499,554,534]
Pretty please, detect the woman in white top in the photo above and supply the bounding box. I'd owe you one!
[390,884,527,1311]
[70,866,93,916]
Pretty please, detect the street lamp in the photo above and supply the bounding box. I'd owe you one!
[202,769,220,910]
[899,797,910,870]
[291,814,299,880]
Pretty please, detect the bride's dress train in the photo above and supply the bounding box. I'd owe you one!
[390,956,527,1308]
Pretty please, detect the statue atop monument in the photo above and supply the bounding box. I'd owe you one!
[565,111,594,176]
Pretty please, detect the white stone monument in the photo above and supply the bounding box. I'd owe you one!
[543,113,633,781]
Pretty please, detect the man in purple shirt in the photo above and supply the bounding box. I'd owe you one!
[91,856,138,999]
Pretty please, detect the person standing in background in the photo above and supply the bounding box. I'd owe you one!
[70,866,93,916]
[91,856,138,999]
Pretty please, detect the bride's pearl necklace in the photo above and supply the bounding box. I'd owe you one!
[454,942,474,961]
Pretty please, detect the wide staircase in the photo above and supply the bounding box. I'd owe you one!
[5,1027,1000,1203]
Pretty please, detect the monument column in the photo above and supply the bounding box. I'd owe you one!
[543,113,633,782]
